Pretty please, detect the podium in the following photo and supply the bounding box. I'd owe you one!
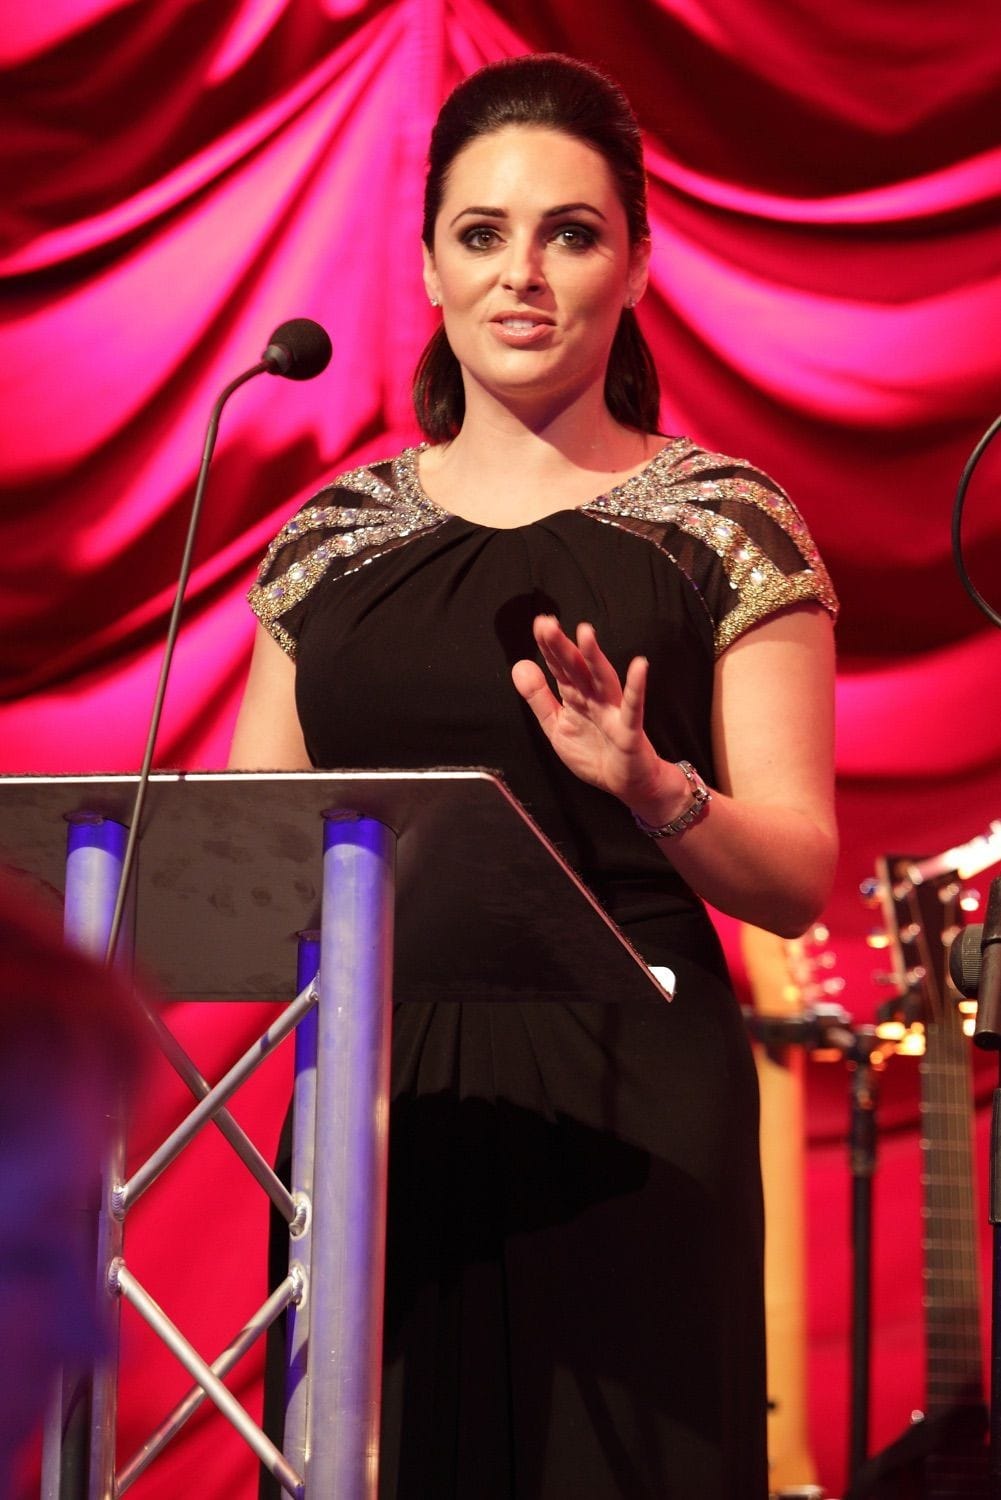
[0,770,672,1499]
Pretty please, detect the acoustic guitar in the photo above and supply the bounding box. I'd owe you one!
[743,922,825,1493]
[846,850,989,1499]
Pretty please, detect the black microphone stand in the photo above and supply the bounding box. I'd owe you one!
[103,357,272,963]
[54,323,327,1498]
[55,349,282,1499]
[745,1003,884,1489]
[845,1025,882,1484]
[971,877,1001,1497]
[951,404,1001,1492]
[103,316,332,962]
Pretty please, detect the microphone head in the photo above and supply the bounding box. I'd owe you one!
[261,318,332,380]
[948,923,983,999]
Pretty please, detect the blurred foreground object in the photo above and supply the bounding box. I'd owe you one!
[0,881,145,1495]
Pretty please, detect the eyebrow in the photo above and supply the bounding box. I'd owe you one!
[448,202,608,228]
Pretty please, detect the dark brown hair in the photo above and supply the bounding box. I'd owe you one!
[413,54,661,441]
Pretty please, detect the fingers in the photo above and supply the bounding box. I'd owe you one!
[532,615,591,697]
[620,654,648,734]
[511,659,560,734]
[524,615,648,734]
[532,614,620,707]
[575,621,624,702]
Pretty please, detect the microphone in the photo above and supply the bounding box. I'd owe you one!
[950,924,984,999]
[949,876,1001,1049]
[103,319,332,962]
[262,318,333,381]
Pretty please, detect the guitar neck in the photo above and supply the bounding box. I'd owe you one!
[920,1015,983,1416]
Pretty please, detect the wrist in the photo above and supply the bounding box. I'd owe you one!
[630,760,712,840]
[627,759,690,826]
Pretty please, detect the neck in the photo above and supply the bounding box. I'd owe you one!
[443,379,652,477]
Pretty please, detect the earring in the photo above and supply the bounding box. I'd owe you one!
[429,296,440,308]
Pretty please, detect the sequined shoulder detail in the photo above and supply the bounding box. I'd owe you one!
[248,449,447,656]
[584,440,838,656]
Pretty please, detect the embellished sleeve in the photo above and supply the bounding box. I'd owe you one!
[247,454,445,657]
[593,440,838,657]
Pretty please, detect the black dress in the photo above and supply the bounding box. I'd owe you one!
[251,439,837,1499]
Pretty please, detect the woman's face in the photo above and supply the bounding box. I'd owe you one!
[423,125,649,419]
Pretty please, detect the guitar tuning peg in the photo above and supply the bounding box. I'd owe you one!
[959,888,981,913]
[807,921,830,945]
[872,970,901,987]
[896,1027,926,1057]
[866,929,892,951]
[803,976,845,1000]
[859,877,883,908]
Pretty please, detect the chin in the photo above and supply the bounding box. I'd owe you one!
[477,361,595,406]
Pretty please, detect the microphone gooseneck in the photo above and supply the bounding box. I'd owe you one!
[104,320,332,964]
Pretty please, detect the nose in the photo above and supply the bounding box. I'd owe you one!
[501,234,546,296]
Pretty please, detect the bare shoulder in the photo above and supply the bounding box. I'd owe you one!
[719,601,835,667]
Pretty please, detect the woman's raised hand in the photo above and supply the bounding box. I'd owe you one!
[511,614,669,813]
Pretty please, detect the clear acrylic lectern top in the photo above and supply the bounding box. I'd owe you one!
[0,769,672,1006]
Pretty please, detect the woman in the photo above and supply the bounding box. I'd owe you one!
[233,53,837,1499]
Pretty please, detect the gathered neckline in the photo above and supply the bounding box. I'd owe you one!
[396,438,686,531]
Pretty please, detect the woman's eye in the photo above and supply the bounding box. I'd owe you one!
[552,225,596,250]
[462,226,501,250]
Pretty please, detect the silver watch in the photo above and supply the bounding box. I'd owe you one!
[632,760,712,839]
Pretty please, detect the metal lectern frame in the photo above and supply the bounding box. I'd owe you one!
[0,770,672,1500]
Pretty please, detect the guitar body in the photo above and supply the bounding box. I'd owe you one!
[743,923,818,1491]
[845,1401,988,1499]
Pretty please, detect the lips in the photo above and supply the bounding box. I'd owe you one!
[491,313,555,330]
[495,317,550,331]
[489,313,556,346]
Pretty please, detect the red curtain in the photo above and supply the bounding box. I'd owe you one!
[3,3,1001,1494]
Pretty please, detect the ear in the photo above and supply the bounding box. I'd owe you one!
[422,243,441,306]
[627,236,651,308]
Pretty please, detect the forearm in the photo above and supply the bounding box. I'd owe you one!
[628,760,837,938]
